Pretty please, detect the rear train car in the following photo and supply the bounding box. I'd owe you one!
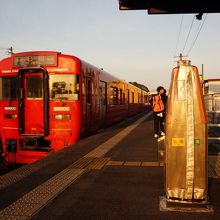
[0,51,149,164]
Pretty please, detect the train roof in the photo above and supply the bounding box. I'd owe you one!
[0,51,148,93]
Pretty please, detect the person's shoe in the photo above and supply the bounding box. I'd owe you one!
[154,134,159,138]
[161,131,165,136]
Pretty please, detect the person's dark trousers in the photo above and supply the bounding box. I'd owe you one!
[153,112,164,135]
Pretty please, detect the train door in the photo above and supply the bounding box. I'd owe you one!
[99,81,107,127]
[86,77,92,131]
[18,68,49,136]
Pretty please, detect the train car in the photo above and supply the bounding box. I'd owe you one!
[0,51,149,164]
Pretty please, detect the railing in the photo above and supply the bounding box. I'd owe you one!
[204,93,220,154]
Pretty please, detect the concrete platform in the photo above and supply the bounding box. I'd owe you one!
[1,111,220,219]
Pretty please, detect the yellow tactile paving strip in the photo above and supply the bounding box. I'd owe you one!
[142,161,161,167]
[0,156,219,220]
[0,113,152,219]
[0,168,86,219]
[106,161,124,166]
[0,112,152,191]
[106,157,220,178]
[106,161,163,167]
[84,111,152,158]
[106,160,164,167]
[106,160,163,167]
[87,157,110,170]
[0,161,52,190]
[124,161,142,166]
[68,157,95,169]
[0,149,80,190]
[1,109,219,219]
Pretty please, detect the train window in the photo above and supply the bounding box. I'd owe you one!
[144,95,148,104]
[110,87,118,105]
[118,90,126,105]
[87,79,91,104]
[138,93,140,103]
[26,76,43,99]
[122,92,125,104]
[50,74,79,101]
[119,89,123,104]
[127,89,130,104]
[130,92,134,104]
[0,77,18,100]
[99,81,106,105]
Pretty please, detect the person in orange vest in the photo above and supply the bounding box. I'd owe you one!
[161,88,167,127]
[152,86,165,138]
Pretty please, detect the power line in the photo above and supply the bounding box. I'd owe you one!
[186,14,208,56]
[174,15,184,56]
[181,15,196,54]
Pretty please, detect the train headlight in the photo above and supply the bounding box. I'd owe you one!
[54,114,70,120]
[4,114,17,119]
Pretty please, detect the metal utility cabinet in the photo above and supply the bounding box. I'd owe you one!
[165,60,207,203]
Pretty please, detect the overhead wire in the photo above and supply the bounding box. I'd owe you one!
[186,14,208,56]
[174,15,184,56]
[174,13,208,59]
[181,15,196,54]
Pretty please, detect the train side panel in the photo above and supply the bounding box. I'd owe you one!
[0,51,150,164]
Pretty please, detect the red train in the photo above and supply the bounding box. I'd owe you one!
[0,51,150,164]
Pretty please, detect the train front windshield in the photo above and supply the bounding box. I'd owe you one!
[49,74,79,101]
[0,77,18,100]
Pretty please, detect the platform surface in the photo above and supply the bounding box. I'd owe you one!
[1,112,220,219]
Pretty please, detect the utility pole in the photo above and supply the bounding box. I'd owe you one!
[201,64,204,81]
[8,46,13,55]
[174,53,187,61]
[200,64,205,94]
[0,46,13,55]
[174,53,187,66]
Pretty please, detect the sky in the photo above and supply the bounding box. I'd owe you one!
[0,0,220,91]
